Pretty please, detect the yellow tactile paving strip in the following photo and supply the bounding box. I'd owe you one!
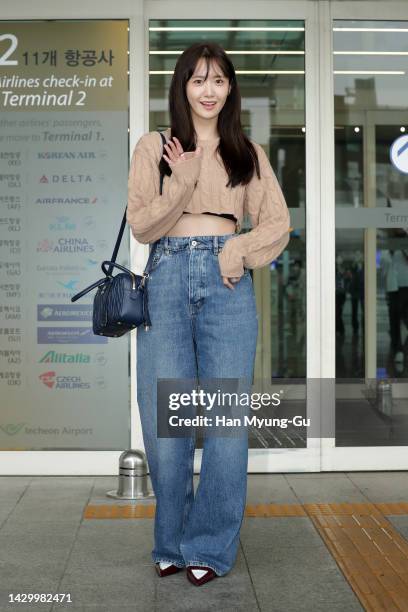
[84,502,408,611]
[245,503,307,516]
[376,502,408,515]
[305,503,408,612]
[85,504,156,518]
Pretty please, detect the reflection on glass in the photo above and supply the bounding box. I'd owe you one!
[149,20,305,447]
[334,19,408,446]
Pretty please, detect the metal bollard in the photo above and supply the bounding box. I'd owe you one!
[376,379,393,417]
[106,449,155,500]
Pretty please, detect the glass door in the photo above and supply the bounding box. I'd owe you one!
[321,3,408,470]
[142,2,321,472]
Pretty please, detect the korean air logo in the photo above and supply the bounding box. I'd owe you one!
[37,152,98,160]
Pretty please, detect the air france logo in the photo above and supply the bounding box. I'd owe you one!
[39,371,91,389]
[35,196,98,205]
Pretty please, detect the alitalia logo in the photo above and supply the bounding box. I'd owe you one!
[39,350,90,363]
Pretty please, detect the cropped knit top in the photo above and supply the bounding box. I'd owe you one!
[127,127,291,278]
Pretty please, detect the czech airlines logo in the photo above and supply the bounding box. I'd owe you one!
[39,371,91,389]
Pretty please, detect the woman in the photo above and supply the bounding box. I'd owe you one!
[127,41,290,587]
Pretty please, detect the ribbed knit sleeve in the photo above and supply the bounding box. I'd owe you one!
[127,132,202,244]
[217,142,291,278]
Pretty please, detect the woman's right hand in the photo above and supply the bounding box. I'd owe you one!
[162,136,202,166]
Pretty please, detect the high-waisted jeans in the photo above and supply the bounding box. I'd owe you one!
[136,233,258,576]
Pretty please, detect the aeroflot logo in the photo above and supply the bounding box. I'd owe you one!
[36,238,95,253]
[39,174,92,183]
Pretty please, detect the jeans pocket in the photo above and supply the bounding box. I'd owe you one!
[148,245,165,274]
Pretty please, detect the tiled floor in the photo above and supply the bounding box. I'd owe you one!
[1,472,408,611]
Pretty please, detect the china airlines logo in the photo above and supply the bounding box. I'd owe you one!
[37,239,53,252]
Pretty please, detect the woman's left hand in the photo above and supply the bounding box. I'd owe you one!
[222,276,241,290]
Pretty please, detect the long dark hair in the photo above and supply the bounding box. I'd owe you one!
[158,41,260,188]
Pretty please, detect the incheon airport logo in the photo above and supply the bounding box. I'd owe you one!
[39,371,91,390]
[0,423,26,436]
[36,237,95,253]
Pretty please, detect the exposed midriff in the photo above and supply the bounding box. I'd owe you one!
[165,211,237,237]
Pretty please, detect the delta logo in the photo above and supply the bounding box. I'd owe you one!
[36,237,95,253]
[39,371,91,389]
[39,174,92,183]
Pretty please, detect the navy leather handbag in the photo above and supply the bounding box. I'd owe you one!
[70,131,167,337]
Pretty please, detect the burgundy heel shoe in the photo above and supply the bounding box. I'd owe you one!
[186,565,217,586]
[155,563,184,577]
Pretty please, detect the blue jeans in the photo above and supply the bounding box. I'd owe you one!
[136,234,258,576]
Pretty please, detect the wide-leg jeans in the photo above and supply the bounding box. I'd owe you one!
[136,233,258,576]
